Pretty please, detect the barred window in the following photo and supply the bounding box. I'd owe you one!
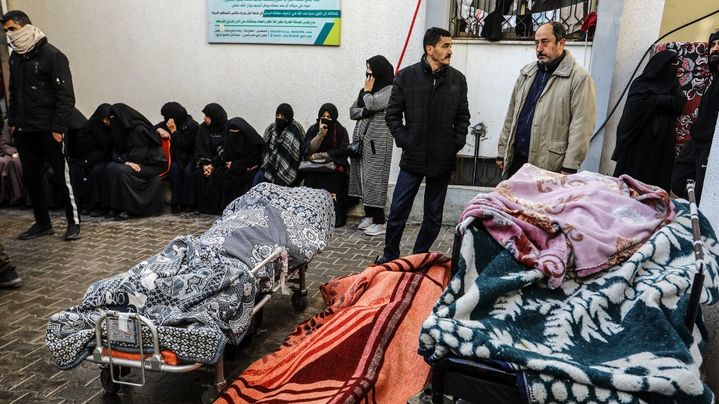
[450,0,598,41]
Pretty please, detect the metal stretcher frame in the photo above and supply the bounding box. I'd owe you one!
[431,180,708,404]
[84,246,309,403]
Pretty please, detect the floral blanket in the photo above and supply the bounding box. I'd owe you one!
[460,164,675,288]
[420,201,719,403]
[651,41,713,150]
[46,184,334,369]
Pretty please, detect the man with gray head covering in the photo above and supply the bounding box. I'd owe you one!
[2,10,80,240]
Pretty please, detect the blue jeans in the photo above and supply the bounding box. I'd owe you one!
[382,169,451,261]
[252,168,268,187]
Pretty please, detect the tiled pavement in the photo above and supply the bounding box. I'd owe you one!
[0,207,455,403]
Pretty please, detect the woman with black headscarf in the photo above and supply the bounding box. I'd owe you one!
[612,50,685,191]
[348,55,395,237]
[194,103,229,214]
[253,103,305,187]
[214,117,263,209]
[70,103,114,216]
[156,102,199,213]
[104,103,167,219]
[302,103,350,227]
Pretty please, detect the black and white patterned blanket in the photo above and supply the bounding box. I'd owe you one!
[420,201,719,403]
[46,184,334,369]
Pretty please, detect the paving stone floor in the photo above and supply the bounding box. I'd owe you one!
[0,207,454,403]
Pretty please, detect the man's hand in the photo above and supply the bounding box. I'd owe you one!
[125,162,141,172]
[203,164,213,177]
[156,127,171,139]
[364,76,375,92]
[52,132,64,143]
[495,158,504,171]
[167,118,177,133]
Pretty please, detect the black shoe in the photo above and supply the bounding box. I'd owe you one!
[18,223,54,240]
[0,266,22,288]
[64,223,81,241]
[373,255,391,265]
[90,208,106,217]
[171,204,180,214]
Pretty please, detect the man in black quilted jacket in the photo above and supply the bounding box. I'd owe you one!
[377,27,470,264]
[2,10,80,241]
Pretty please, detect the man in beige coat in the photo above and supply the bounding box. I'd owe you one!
[497,22,596,177]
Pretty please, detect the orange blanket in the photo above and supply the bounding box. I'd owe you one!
[216,253,450,404]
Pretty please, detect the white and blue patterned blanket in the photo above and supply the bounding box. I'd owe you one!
[420,201,719,403]
[46,183,334,369]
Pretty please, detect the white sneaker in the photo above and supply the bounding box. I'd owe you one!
[357,217,373,230]
[364,223,386,236]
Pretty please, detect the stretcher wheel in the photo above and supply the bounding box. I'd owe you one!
[202,387,217,404]
[291,290,308,311]
[100,366,121,395]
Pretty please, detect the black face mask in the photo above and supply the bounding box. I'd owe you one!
[320,118,335,132]
[275,117,288,132]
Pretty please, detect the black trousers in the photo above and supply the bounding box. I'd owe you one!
[14,131,80,226]
[382,169,451,261]
[671,141,710,204]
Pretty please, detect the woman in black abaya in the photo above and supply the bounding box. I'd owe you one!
[215,117,263,210]
[194,103,229,214]
[302,103,350,227]
[72,103,113,216]
[612,50,685,191]
[104,103,167,219]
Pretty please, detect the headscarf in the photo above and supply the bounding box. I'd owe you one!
[224,117,263,161]
[109,103,158,153]
[275,103,294,133]
[708,30,719,73]
[612,50,681,160]
[6,24,45,54]
[367,55,394,93]
[160,102,188,126]
[87,103,113,155]
[317,103,340,147]
[202,103,228,132]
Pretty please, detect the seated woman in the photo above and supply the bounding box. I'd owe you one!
[215,117,263,210]
[156,102,199,213]
[0,119,25,205]
[104,103,167,219]
[67,104,113,216]
[194,103,228,214]
[253,103,305,187]
[302,103,350,227]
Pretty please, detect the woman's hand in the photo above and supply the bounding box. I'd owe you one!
[364,76,375,92]
[125,162,141,172]
[203,164,213,177]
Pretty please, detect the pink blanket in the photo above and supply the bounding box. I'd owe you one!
[460,164,675,288]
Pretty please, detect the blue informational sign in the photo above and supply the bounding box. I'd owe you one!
[208,0,341,46]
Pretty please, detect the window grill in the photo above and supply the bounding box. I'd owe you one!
[450,0,597,41]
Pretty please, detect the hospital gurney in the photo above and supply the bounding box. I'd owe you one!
[45,184,335,403]
[426,180,715,403]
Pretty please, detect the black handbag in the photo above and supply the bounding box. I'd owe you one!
[347,140,363,158]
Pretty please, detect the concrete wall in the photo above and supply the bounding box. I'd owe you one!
[661,0,719,42]
[6,0,427,138]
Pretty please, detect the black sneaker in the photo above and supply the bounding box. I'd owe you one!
[90,208,106,217]
[64,223,81,241]
[18,223,54,240]
[0,266,22,288]
[373,255,391,265]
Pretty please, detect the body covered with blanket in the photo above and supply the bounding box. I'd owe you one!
[46,183,334,369]
[420,166,719,403]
